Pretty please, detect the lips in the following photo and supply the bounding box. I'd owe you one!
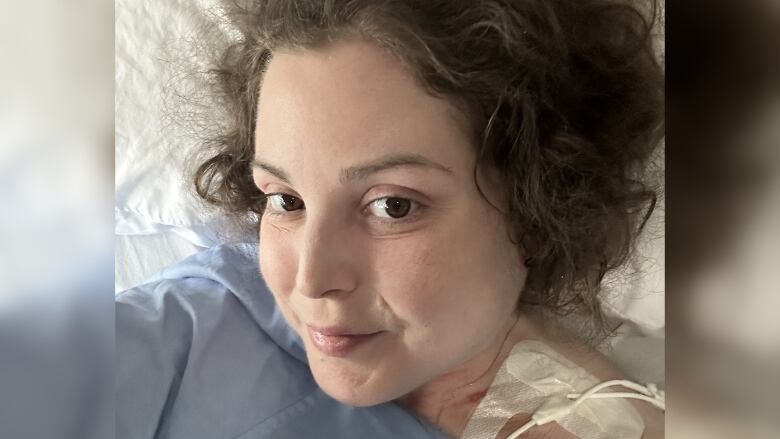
[306,325,383,357]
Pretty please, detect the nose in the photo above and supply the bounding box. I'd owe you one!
[294,214,359,299]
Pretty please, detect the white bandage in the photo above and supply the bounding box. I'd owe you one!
[460,340,645,439]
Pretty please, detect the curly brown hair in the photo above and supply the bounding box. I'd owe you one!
[193,0,664,339]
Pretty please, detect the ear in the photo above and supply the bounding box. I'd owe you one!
[474,161,509,215]
[474,162,533,271]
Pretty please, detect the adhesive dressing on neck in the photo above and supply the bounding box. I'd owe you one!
[460,340,645,439]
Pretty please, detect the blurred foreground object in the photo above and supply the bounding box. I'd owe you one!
[0,0,113,438]
[667,0,780,437]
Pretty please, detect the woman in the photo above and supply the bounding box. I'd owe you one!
[118,1,664,438]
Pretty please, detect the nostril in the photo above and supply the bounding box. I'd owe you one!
[295,263,358,299]
[295,222,359,298]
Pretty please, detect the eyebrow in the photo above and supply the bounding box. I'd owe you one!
[252,161,290,183]
[252,153,454,185]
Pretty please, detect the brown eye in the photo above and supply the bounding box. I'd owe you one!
[369,197,413,219]
[267,194,305,212]
[280,194,303,211]
[385,198,411,218]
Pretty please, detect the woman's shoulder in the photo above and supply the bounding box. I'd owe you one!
[509,316,665,438]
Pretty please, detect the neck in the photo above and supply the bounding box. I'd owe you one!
[396,312,527,437]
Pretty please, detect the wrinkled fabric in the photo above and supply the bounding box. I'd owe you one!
[116,242,451,439]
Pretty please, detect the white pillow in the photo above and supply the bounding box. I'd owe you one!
[115,232,205,293]
[115,0,232,242]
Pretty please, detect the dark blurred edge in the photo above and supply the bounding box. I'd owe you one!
[667,0,780,436]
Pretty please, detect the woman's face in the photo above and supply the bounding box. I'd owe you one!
[254,38,527,406]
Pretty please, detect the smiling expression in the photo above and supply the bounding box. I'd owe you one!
[253,37,527,406]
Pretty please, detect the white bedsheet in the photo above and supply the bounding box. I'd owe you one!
[115,231,205,293]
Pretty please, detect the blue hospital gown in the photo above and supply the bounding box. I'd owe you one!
[116,242,453,439]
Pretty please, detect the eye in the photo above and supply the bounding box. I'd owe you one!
[367,197,416,219]
[266,193,305,213]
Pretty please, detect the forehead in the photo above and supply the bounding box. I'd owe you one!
[254,38,474,173]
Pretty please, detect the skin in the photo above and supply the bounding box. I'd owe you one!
[252,37,664,438]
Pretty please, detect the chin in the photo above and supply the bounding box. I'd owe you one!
[313,371,396,407]
[331,392,384,407]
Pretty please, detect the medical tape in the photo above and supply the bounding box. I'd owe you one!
[460,340,645,439]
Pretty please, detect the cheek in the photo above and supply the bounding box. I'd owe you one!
[371,240,443,321]
[258,223,297,301]
[370,234,489,334]
[372,219,525,335]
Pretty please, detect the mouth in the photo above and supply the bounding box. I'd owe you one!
[306,325,384,357]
